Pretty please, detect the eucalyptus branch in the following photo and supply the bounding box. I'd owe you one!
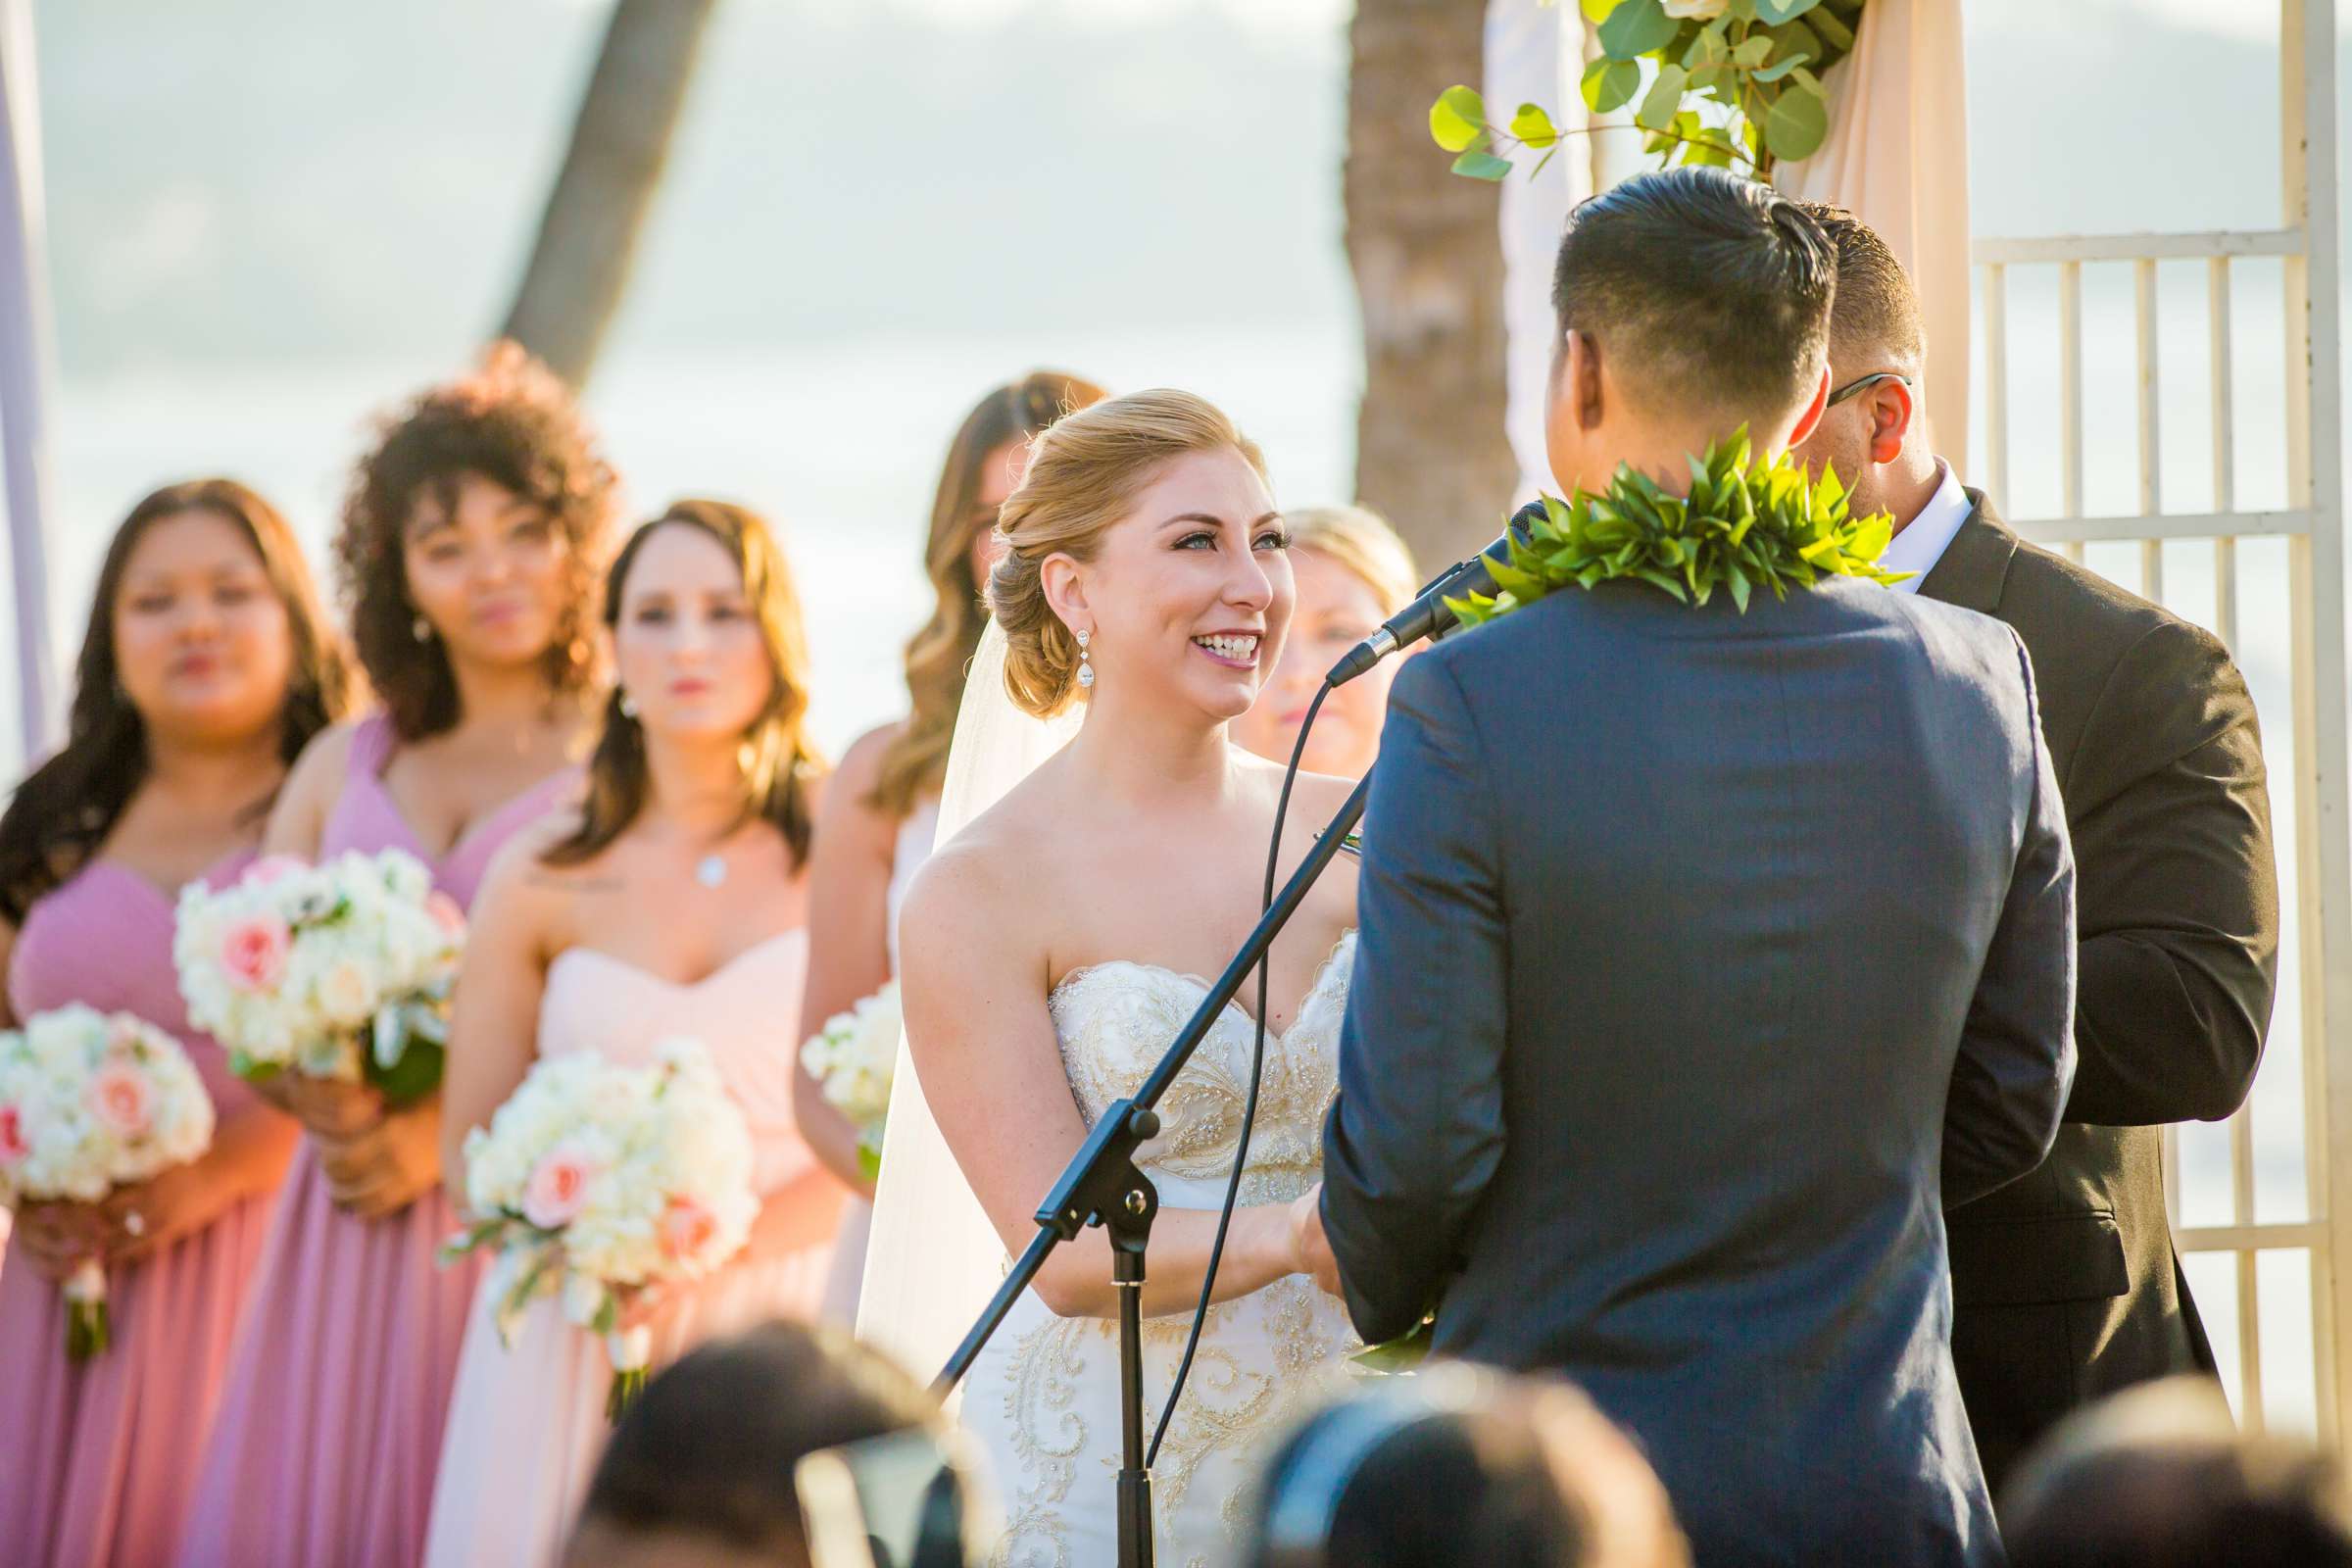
[1475,122,1763,179]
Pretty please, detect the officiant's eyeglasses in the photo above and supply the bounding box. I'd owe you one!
[1828,371,1914,408]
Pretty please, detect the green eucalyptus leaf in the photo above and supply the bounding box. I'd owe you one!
[1682,131,1738,168]
[1734,33,1777,67]
[1771,19,1823,67]
[1429,85,1488,153]
[1636,64,1690,132]
[1761,79,1829,159]
[1451,149,1514,181]
[1598,0,1678,58]
[1753,49,1812,82]
[1509,102,1559,149]
[1809,6,1854,49]
[1755,0,1822,20]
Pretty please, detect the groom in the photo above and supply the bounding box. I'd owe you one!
[1298,169,2078,1567]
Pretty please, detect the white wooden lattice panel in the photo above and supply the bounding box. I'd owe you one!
[1970,0,2346,1440]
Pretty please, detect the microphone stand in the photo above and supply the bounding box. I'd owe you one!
[935,770,1371,1568]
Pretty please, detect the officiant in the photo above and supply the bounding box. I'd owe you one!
[1789,204,2282,1490]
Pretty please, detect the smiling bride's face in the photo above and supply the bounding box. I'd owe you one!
[1044,449,1295,726]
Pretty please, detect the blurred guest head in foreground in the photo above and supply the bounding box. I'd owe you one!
[564,1319,980,1568]
[1232,503,1418,779]
[1241,1365,1690,1568]
[2002,1376,2352,1568]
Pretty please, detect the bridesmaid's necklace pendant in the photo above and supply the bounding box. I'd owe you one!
[695,853,727,889]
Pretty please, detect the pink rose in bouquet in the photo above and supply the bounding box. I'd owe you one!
[0,1005,215,1359]
[524,1146,599,1230]
[84,1062,157,1140]
[219,915,292,994]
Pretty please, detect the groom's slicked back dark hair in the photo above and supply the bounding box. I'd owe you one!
[1552,166,1835,429]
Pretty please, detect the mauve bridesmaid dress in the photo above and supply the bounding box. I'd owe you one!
[0,851,284,1568]
[176,717,571,1568]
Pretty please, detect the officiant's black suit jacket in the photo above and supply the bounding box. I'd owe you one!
[1321,572,2078,1568]
[1920,496,2279,1492]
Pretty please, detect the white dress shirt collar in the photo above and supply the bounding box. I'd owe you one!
[1878,461,1974,594]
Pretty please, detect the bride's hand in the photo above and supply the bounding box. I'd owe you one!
[1289,1184,1344,1298]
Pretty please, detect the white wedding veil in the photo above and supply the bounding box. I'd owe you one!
[857,617,1082,1383]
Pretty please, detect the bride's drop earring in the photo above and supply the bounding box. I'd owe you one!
[1076,628,1095,690]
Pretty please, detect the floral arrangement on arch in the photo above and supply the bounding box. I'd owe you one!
[1431,0,1867,183]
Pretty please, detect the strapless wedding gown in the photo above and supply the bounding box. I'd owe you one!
[422,929,842,1568]
[958,932,1362,1568]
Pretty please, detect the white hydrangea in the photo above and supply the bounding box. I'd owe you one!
[798,980,900,1152]
[0,1004,216,1209]
[445,1036,759,1389]
[173,849,463,1086]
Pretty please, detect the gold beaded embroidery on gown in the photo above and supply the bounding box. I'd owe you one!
[956,933,1362,1568]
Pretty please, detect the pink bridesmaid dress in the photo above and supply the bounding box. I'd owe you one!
[176,717,572,1568]
[0,851,283,1568]
[420,927,843,1568]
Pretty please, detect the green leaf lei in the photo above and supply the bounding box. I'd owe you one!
[1446,428,1907,626]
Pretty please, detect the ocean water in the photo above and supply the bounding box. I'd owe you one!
[10,323,1362,765]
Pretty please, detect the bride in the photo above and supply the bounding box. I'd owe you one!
[866,389,1362,1567]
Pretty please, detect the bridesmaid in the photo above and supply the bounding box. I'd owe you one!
[425,501,844,1566]
[178,345,619,1568]
[0,479,354,1568]
[1230,503,1419,780]
[798,369,1102,1321]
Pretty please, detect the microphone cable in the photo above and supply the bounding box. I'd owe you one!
[1147,673,1338,1470]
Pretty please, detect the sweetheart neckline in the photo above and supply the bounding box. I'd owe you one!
[547,927,808,994]
[354,743,571,870]
[1049,929,1356,1046]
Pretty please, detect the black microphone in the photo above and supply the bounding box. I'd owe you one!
[1323,499,1546,688]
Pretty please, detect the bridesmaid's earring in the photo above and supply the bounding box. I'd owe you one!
[617,690,639,719]
[411,614,432,644]
[1076,628,1095,690]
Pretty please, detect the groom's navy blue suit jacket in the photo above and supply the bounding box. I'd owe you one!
[1321,574,2079,1568]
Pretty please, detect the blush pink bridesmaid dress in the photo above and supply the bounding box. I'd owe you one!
[0,851,285,1568]
[176,717,572,1568]
[420,926,843,1568]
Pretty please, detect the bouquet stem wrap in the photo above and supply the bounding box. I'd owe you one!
[604,1325,653,1423]
[64,1258,108,1362]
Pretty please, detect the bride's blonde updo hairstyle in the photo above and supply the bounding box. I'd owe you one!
[989,388,1267,718]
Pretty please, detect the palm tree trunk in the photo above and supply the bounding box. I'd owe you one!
[499,0,719,387]
[1346,0,1517,570]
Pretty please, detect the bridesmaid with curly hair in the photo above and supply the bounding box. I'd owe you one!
[178,344,620,1568]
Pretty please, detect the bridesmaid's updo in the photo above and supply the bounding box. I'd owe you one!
[989,388,1266,718]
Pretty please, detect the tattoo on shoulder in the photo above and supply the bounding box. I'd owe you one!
[523,869,625,894]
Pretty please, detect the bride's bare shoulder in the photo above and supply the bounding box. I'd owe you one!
[1229,748,1360,823]
[899,777,1066,950]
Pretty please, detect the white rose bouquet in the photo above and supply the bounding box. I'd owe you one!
[173,849,465,1104]
[797,979,899,1179]
[441,1038,759,1420]
[0,1004,217,1358]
